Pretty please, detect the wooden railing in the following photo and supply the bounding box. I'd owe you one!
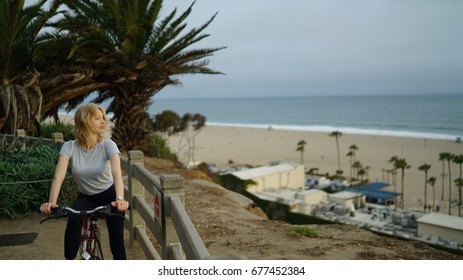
[121,150,211,260]
[2,130,211,260]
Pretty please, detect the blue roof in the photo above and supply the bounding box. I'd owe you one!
[357,182,390,190]
[347,182,399,201]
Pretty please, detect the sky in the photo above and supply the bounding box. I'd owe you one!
[26,0,463,98]
[158,0,463,98]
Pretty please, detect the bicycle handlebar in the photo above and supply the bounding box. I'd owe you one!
[39,204,125,224]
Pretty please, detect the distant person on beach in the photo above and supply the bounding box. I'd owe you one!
[39,103,129,260]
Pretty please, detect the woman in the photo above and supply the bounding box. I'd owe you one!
[40,103,129,260]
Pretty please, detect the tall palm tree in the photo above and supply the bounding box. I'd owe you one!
[329,131,343,173]
[39,0,225,151]
[352,160,362,185]
[418,163,431,212]
[439,152,454,214]
[453,154,463,216]
[428,176,437,212]
[390,156,411,209]
[346,150,354,178]
[346,144,358,179]
[0,0,61,134]
[438,152,447,201]
[447,153,455,214]
[296,139,307,165]
[454,178,463,217]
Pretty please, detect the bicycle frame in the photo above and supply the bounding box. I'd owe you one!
[80,210,104,260]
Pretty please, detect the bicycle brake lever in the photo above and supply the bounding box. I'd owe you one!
[39,207,65,224]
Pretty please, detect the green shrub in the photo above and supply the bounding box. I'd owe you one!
[0,143,77,219]
[288,225,319,238]
[40,122,75,141]
[145,134,178,162]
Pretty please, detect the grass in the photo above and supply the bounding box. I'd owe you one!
[288,225,319,238]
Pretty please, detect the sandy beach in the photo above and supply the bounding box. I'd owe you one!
[168,124,463,215]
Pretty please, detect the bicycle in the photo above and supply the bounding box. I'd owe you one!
[40,204,125,260]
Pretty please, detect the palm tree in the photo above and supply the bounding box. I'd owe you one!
[438,152,447,201]
[346,150,354,178]
[352,160,362,185]
[346,144,358,180]
[388,156,399,207]
[453,154,463,216]
[439,152,454,214]
[454,178,463,217]
[428,176,437,212]
[447,153,455,214]
[0,0,61,134]
[454,154,463,178]
[329,131,343,173]
[390,156,411,209]
[418,163,431,212]
[39,0,225,151]
[296,139,307,165]
[357,167,366,184]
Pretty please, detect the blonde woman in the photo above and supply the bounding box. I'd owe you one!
[40,103,129,260]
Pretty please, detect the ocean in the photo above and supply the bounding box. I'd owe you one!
[149,94,463,141]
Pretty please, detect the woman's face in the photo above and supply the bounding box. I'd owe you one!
[90,109,107,134]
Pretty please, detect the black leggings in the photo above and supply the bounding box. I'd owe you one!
[64,185,127,260]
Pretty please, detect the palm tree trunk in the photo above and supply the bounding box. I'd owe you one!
[441,161,445,201]
[401,168,405,209]
[448,160,452,215]
[110,93,151,152]
[424,172,428,212]
[336,138,341,172]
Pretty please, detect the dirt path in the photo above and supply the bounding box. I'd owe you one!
[0,213,145,260]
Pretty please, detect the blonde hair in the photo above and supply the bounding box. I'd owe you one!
[73,103,107,147]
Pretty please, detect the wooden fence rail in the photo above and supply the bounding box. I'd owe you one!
[2,130,211,260]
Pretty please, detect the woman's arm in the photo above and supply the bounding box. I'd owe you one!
[110,153,129,211]
[40,154,69,214]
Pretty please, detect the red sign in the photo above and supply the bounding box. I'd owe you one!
[155,195,160,218]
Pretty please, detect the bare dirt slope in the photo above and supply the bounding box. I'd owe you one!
[1,158,462,260]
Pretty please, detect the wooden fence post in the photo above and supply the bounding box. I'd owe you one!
[51,132,64,142]
[127,150,145,246]
[15,129,26,150]
[161,174,185,260]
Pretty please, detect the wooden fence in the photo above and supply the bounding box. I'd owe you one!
[2,130,211,260]
[121,150,211,260]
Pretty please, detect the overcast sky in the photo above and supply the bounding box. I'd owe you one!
[27,0,463,98]
[159,0,463,98]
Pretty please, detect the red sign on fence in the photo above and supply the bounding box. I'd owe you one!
[154,194,162,232]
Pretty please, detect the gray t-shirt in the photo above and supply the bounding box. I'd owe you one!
[60,139,120,195]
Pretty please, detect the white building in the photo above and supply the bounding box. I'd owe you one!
[417,213,463,244]
[328,191,366,210]
[230,162,305,193]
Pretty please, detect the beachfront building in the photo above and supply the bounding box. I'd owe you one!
[328,191,365,210]
[346,182,400,206]
[227,161,305,193]
[417,213,463,244]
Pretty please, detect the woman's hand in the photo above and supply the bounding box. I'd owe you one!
[40,202,58,215]
[111,199,129,212]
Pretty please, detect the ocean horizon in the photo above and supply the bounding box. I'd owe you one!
[149,94,463,141]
